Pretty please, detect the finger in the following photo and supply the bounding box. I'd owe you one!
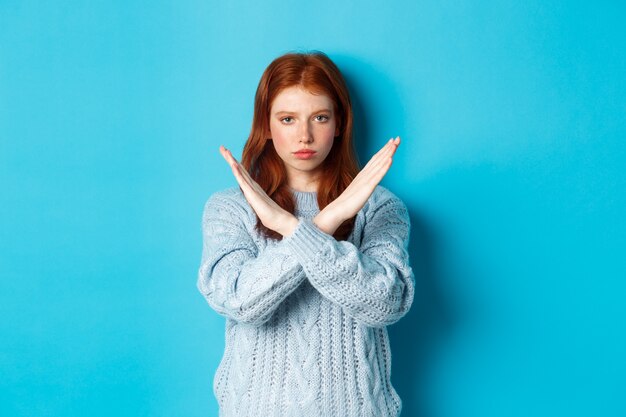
[375,138,395,157]
[361,154,394,189]
[357,140,397,186]
[220,146,238,167]
[224,150,261,193]
[220,146,237,176]
[364,140,396,174]
[219,148,280,216]
[375,137,400,160]
[221,147,252,191]
[351,148,393,189]
[229,159,248,187]
[367,139,394,162]
[228,154,256,192]
[375,141,397,175]
[221,147,251,180]
[389,138,400,156]
[222,147,248,180]
[219,145,230,162]
[342,136,400,182]
[382,137,400,160]
[342,137,399,198]
[362,139,396,170]
[221,148,271,203]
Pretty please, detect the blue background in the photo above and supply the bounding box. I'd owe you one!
[1,1,625,416]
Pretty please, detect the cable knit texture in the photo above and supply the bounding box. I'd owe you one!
[197,185,415,417]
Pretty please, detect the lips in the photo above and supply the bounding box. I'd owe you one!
[293,149,317,160]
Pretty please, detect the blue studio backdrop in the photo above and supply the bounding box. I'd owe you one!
[1,1,625,416]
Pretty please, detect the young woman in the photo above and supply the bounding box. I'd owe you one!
[197,51,415,417]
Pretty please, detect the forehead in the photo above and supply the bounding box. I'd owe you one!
[270,86,334,112]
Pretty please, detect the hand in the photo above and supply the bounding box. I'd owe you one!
[314,136,401,235]
[219,145,299,237]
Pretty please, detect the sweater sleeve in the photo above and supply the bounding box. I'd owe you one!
[196,191,307,326]
[283,190,415,327]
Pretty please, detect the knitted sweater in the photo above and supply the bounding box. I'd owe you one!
[197,184,415,417]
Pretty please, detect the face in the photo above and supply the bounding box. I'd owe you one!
[268,85,339,190]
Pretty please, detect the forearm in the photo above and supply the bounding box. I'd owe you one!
[198,243,307,326]
[283,217,414,327]
[198,193,307,326]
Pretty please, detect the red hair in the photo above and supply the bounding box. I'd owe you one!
[241,51,360,241]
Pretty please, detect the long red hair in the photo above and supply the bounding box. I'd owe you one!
[241,51,360,241]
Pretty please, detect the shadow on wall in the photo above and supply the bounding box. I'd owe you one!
[393,210,456,417]
[331,53,407,165]
[335,54,458,417]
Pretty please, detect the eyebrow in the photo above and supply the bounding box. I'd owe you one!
[273,108,333,116]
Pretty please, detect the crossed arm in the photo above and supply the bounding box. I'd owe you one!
[197,193,307,326]
[196,188,414,327]
[197,136,414,327]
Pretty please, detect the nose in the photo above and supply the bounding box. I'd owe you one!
[299,121,313,143]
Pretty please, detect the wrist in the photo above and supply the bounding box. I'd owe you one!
[313,203,345,235]
[278,213,299,238]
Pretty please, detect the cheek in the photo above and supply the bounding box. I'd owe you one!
[316,123,337,142]
[269,128,290,154]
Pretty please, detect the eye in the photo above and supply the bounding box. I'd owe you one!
[280,117,294,124]
[315,115,329,122]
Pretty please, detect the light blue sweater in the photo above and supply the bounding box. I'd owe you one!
[197,185,415,417]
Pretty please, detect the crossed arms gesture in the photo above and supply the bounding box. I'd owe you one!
[219,137,401,237]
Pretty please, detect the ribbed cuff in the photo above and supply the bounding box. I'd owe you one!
[284,217,332,262]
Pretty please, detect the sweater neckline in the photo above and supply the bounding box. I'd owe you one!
[289,188,318,210]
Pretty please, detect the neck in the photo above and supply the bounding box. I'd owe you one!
[287,183,319,193]
[286,172,321,193]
